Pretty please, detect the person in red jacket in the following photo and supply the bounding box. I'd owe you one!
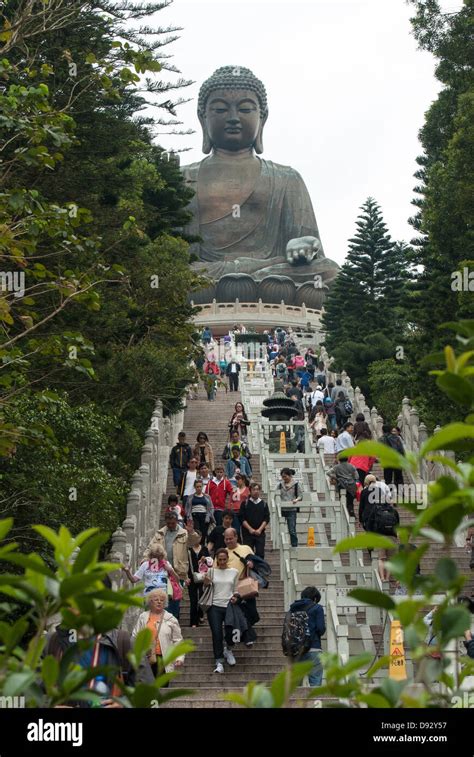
[210,464,235,526]
[348,454,377,485]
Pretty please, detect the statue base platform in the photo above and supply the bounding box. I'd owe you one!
[190,272,328,310]
[191,297,323,336]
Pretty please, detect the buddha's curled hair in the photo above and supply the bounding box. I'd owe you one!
[198,65,268,118]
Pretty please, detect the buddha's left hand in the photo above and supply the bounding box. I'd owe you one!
[286,236,322,265]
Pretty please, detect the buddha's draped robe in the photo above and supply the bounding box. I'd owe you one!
[182,157,336,282]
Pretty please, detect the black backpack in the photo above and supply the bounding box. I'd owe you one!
[281,606,311,658]
[343,398,353,415]
[372,503,398,536]
[382,433,404,455]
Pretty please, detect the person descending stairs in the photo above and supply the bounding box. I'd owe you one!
[159,383,296,708]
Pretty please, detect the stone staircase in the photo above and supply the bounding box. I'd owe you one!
[152,334,474,705]
[160,384,312,707]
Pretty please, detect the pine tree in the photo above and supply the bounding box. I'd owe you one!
[322,198,410,393]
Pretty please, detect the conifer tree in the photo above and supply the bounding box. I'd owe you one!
[322,198,410,393]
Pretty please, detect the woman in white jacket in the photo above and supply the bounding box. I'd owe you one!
[131,589,185,676]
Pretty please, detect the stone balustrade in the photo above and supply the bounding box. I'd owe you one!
[108,398,185,586]
[191,298,322,330]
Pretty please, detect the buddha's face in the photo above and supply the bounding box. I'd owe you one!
[204,88,261,151]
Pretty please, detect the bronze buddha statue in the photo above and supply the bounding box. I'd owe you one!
[182,66,339,306]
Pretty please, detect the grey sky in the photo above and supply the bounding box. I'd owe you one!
[148,0,462,265]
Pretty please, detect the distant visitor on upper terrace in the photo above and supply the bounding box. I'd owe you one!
[182,66,339,306]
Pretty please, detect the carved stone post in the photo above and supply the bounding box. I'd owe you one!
[139,462,151,541]
[130,471,143,547]
[410,408,420,453]
[122,513,137,568]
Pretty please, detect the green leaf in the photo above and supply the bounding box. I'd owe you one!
[365,654,392,678]
[130,683,161,708]
[339,441,408,469]
[2,552,55,578]
[3,671,36,697]
[131,628,152,667]
[73,528,101,548]
[160,640,195,669]
[438,606,470,644]
[414,497,465,535]
[32,525,60,549]
[72,532,109,574]
[396,600,425,627]
[60,573,103,598]
[42,656,59,690]
[86,588,143,607]
[24,634,46,670]
[339,652,374,675]
[92,608,124,634]
[435,558,458,587]
[334,533,398,553]
[0,618,28,653]
[269,662,313,707]
[436,373,474,407]
[376,678,406,707]
[386,544,429,586]
[358,692,391,708]
[420,423,474,454]
[0,518,13,540]
[349,589,396,610]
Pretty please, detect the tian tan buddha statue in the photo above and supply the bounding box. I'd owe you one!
[182,66,339,307]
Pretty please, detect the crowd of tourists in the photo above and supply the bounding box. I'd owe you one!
[119,395,279,677]
[115,326,471,690]
[41,324,473,705]
[259,327,407,581]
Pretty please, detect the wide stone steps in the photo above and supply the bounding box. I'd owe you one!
[156,384,305,706]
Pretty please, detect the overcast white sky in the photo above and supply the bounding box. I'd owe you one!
[146,0,462,265]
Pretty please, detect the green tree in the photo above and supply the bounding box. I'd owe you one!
[367,358,415,424]
[403,0,474,425]
[322,198,411,396]
[0,1,205,556]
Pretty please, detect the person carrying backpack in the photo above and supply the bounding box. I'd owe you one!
[323,396,337,431]
[367,496,400,581]
[327,456,358,517]
[275,357,288,383]
[335,391,352,428]
[379,424,405,491]
[282,586,325,686]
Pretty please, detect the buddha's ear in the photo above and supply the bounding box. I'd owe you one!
[254,111,268,154]
[199,113,212,154]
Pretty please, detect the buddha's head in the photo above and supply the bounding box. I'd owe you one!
[197,65,268,154]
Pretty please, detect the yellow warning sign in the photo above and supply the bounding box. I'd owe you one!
[307,526,315,547]
[389,620,407,680]
[279,431,287,454]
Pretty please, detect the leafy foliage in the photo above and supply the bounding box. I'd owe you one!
[0,1,205,552]
[0,521,195,707]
